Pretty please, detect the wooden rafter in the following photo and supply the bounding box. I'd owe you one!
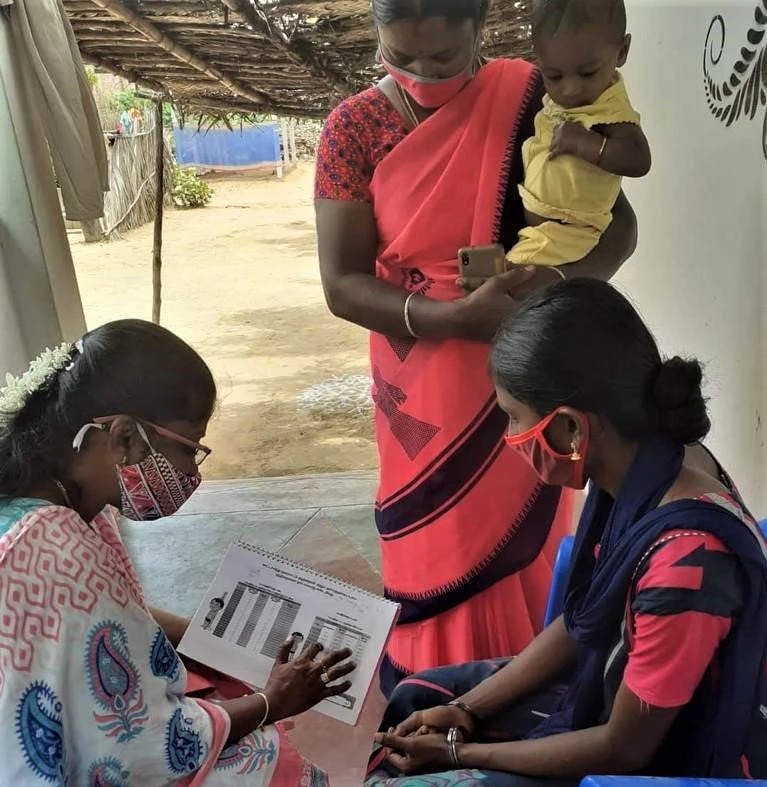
[63,0,534,118]
[80,51,167,96]
[219,0,355,97]
[188,95,323,118]
[87,0,269,107]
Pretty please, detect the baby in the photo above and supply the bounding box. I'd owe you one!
[507,0,650,269]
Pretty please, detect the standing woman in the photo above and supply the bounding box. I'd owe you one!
[315,0,637,696]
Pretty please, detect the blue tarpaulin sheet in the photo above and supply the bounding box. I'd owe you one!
[173,123,281,169]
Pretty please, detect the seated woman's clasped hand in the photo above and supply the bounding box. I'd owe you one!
[376,704,479,774]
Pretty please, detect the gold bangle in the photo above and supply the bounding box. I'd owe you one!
[254,691,270,728]
[550,266,566,281]
[404,292,419,338]
[596,135,608,165]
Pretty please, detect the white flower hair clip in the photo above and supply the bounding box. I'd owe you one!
[0,340,83,426]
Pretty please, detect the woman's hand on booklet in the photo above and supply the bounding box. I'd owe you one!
[264,639,356,721]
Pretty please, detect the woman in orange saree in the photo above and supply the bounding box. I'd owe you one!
[315,0,637,698]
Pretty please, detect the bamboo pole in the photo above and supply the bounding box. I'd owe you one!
[279,117,289,178]
[289,119,298,166]
[88,0,269,107]
[151,102,164,325]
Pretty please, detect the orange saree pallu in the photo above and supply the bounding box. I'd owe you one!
[369,59,573,696]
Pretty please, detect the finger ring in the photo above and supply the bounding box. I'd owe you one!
[320,669,330,685]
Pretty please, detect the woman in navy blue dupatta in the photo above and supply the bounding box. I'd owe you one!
[366,279,767,787]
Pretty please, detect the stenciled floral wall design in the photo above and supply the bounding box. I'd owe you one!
[704,1,767,160]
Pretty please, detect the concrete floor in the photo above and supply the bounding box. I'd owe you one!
[120,472,385,786]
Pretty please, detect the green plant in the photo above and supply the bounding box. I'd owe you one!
[85,66,98,89]
[109,88,173,126]
[109,87,148,113]
[172,166,213,209]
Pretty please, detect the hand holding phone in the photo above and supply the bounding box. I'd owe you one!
[457,244,507,291]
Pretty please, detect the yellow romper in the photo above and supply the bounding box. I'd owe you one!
[507,75,641,267]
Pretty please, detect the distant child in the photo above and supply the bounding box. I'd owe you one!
[507,0,651,269]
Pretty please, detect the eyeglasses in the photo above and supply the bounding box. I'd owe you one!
[93,416,212,466]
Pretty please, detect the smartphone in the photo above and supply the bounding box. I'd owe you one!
[458,244,506,279]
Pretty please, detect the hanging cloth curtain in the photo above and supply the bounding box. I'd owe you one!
[2,0,108,221]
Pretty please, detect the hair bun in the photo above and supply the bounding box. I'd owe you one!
[652,356,710,444]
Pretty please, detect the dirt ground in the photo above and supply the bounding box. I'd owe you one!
[69,165,377,479]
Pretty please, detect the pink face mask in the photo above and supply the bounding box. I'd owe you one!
[504,409,590,490]
[378,50,476,109]
[116,424,201,521]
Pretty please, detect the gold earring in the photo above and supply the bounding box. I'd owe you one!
[569,441,581,462]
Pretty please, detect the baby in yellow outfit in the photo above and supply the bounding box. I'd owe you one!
[508,0,651,268]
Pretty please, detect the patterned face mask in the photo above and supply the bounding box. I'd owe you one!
[116,424,202,521]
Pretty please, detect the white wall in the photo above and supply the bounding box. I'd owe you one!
[618,0,767,510]
[0,12,86,378]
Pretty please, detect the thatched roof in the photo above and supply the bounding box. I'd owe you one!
[64,0,533,118]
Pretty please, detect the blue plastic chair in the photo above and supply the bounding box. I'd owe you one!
[542,534,574,627]
[544,523,767,787]
[582,777,760,787]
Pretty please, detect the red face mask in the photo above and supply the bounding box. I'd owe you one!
[504,409,590,489]
[378,51,475,109]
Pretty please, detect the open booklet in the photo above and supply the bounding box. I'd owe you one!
[177,540,399,725]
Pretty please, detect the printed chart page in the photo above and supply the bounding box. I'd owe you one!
[178,540,399,724]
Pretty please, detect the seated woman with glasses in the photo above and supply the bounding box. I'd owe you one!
[0,320,355,786]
